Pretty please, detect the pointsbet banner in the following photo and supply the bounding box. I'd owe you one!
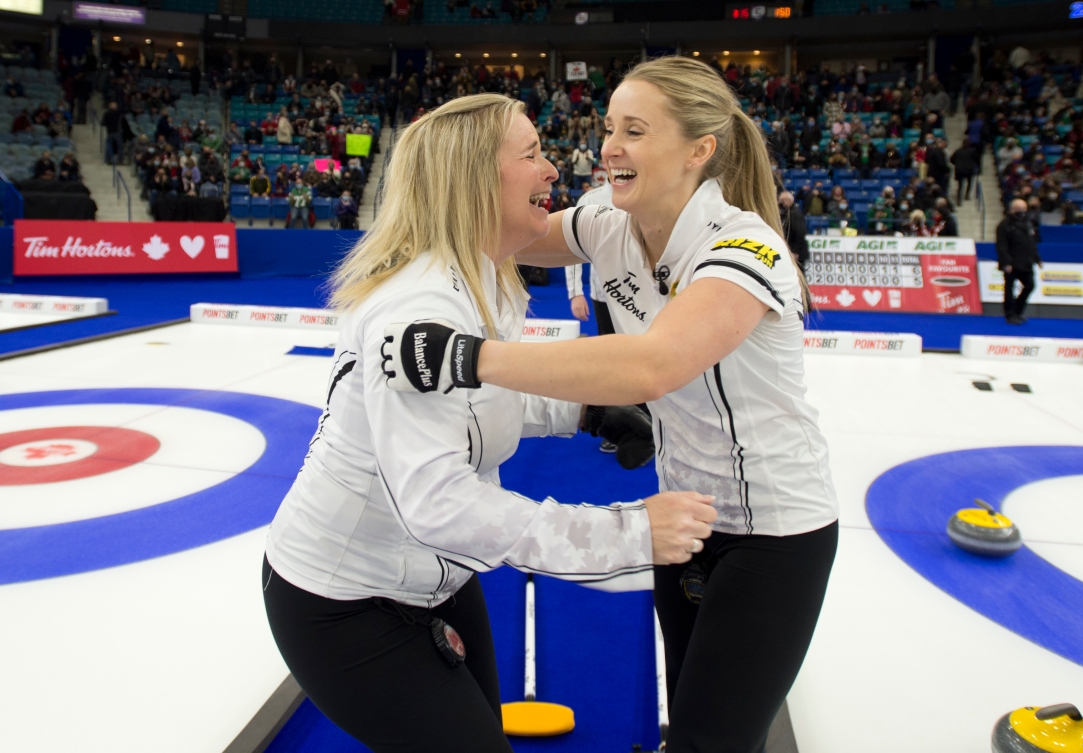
[806,236,980,314]
[13,221,238,276]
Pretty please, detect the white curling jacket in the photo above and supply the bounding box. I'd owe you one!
[265,252,654,606]
[562,179,838,537]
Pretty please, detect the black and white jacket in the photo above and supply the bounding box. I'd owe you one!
[265,252,654,606]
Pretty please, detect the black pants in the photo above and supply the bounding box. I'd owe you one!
[262,559,511,753]
[1003,267,1035,319]
[654,522,838,753]
[594,298,615,336]
[594,300,651,416]
[955,172,974,203]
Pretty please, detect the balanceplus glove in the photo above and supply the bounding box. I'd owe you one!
[382,320,485,393]
[582,405,656,470]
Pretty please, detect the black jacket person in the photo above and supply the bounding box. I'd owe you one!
[995,199,1043,323]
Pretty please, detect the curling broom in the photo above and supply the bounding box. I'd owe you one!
[501,574,575,736]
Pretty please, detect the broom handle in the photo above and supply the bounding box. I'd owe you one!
[654,609,669,746]
[524,574,536,702]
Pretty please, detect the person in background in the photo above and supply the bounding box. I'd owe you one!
[907,209,932,237]
[243,119,261,144]
[867,197,894,235]
[101,101,125,165]
[58,152,80,182]
[803,181,827,216]
[570,140,594,185]
[200,172,222,199]
[949,136,978,204]
[336,188,359,229]
[926,137,950,193]
[250,167,271,198]
[551,183,573,211]
[996,198,1043,324]
[277,109,294,145]
[933,198,957,237]
[288,176,312,228]
[778,191,808,273]
[830,198,855,229]
[33,150,57,180]
[273,166,291,197]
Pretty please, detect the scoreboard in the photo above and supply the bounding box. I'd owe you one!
[726,4,793,19]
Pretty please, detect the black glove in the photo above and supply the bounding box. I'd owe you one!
[382,320,485,393]
[583,405,656,470]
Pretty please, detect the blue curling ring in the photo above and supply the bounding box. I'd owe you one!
[0,388,320,585]
[866,446,1083,668]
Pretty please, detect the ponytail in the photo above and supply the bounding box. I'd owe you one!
[621,57,812,311]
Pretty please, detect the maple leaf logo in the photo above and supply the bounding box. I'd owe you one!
[143,235,170,261]
[835,288,856,307]
[24,443,77,460]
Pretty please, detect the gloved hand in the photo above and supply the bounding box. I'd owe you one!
[382,320,485,393]
[582,405,656,470]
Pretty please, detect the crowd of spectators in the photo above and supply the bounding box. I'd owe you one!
[2,62,87,220]
[961,46,1083,226]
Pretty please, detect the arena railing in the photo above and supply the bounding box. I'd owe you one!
[976,180,986,241]
[0,168,25,226]
[113,164,132,222]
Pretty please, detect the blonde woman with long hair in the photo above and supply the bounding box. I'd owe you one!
[383,58,839,752]
[261,93,716,752]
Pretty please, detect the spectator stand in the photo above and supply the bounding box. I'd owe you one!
[222,79,381,228]
[1,64,74,184]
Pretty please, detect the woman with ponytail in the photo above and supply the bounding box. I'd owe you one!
[383,57,838,752]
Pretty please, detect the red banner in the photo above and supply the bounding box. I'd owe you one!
[13,220,238,276]
[806,236,981,314]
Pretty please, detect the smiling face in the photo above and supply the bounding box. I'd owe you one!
[601,80,713,219]
[495,112,558,261]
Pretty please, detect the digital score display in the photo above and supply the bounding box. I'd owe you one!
[728,5,792,19]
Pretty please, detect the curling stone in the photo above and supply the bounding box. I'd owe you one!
[992,703,1082,753]
[947,498,1022,557]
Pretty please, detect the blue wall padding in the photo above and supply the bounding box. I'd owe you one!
[0,227,12,285]
[236,229,362,279]
[1040,225,1083,244]
[977,241,1082,263]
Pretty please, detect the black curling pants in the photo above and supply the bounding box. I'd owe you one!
[654,522,838,753]
[262,558,511,753]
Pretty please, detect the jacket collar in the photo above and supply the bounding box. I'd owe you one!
[657,179,728,269]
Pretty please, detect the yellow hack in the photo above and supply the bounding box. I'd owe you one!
[501,574,575,737]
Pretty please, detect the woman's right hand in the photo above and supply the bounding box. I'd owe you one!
[644,492,718,565]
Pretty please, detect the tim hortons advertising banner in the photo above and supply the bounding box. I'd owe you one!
[13,220,238,276]
[806,236,980,314]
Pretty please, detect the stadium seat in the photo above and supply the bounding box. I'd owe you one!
[312,197,333,223]
[861,179,881,190]
[878,168,899,178]
[250,196,271,224]
[810,169,829,181]
[834,168,856,179]
[840,179,861,190]
[230,196,250,221]
[270,197,290,225]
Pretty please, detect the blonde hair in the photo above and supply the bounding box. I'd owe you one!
[330,94,524,334]
[621,57,811,305]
